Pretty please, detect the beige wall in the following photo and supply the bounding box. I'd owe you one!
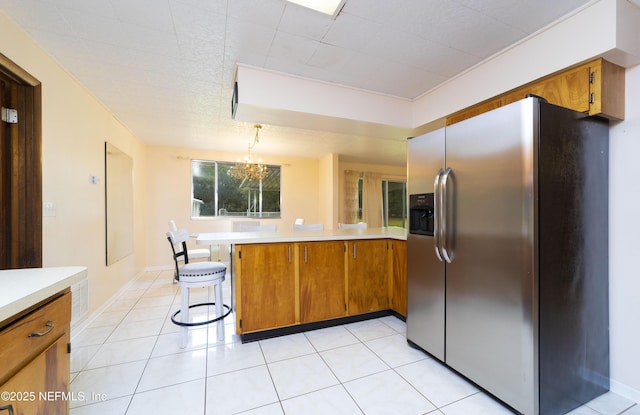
[0,13,148,318]
[145,145,322,268]
[608,64,640,401]
[318,153,339,229]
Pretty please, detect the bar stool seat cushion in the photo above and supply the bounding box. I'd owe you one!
[178,261,226,283]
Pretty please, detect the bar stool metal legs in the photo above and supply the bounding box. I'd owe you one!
[174,280,228,348]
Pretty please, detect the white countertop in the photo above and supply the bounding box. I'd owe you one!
[0,266,88,324]
[196,226,407,245]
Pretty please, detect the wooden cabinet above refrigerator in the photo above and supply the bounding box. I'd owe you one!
[446,58,625,126]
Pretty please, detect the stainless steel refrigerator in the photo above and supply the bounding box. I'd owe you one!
[407,97,609,415]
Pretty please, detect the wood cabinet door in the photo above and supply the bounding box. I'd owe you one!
[390,240,407,316]
[347,239,388,315]
[515,64,591,113]
[447,65,591,126]
[446,58,625,126]
[238,243,295,333]
[589,58,625,119]
[299,241,346,323]
[0,334,69,415]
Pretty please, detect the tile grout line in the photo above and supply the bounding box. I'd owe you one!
[124,271,168,415]
[311,323,374,415]
[257,336,289,413]
[71,271,166,413]
[305,329,362,412]
[357,322,443,413]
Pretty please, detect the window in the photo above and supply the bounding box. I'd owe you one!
[191,160,281,218]
[356,177,407,228]
[382,180,407,228]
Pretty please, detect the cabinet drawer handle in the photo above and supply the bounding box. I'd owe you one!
[28,320,55,337]
[0,404,14,415]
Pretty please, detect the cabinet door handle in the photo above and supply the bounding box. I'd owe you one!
[288,246,292,263]
[0,404,14,415]
[353,244,357,259]
[304,246,308,264]
[28,320,54,337]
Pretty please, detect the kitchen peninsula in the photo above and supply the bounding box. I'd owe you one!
[197,227,407,341]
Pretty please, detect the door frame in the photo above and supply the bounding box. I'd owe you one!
[1,53,42,269]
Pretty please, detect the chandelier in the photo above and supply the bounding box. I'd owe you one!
[230,124,268,182]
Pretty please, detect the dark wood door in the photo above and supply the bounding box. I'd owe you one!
[0,63,42,269]
[1,76,7,268]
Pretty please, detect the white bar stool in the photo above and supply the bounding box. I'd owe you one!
[168,220,212,261]
[167,229,230,348]
[338,222,367,229]
[292,223,324,231]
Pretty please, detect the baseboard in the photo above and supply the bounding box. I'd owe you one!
[70,268,149,339]
[610,378,640,405]
[145,265,173,272]
[240,310,398,343]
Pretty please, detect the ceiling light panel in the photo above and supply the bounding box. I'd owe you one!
[286,0,346,17]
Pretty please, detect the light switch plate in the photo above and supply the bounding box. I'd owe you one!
[43,201,56,217]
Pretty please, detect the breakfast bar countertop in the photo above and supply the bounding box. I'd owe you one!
[196,226,407,246]
[0,266,88,324]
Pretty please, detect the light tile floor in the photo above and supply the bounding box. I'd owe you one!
[69,270,638,415]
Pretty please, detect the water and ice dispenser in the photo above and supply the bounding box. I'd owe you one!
[409,193,434,236]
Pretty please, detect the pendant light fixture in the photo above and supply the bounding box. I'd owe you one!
[230,124,268,182]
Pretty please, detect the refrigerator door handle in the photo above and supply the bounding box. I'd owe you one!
[433,168,445,262]
[441,167,454,263]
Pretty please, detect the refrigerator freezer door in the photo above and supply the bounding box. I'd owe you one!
[406,128,446,361]
[444,99,538,415]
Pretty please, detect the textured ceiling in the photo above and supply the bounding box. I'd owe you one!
[0,0,592,165]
